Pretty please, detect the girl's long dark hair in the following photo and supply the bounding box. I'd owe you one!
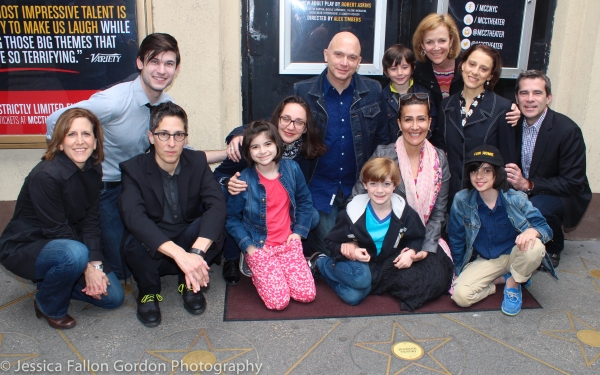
[241,119,283,167]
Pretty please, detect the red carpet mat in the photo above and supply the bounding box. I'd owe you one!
[224,277,542,321]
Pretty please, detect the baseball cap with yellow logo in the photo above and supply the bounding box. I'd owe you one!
[465,145,504,167]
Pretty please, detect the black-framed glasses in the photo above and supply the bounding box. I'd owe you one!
[153,132,188,142]
[279,116,306,129]
[399,92,430,108]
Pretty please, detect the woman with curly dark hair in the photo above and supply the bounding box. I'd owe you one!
[432,44,519,207]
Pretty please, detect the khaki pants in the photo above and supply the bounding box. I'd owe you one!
[452,239,545,307]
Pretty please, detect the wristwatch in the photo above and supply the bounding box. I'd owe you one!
[190,248,205,259]
[525,180,534,196]
[219,177,230,187]
[92,263,104,271]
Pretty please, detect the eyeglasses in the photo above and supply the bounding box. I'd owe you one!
[399,92,430,108]
[279,116,306,129]
[153,132,187,142]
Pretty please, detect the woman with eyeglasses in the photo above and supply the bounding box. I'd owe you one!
[345,92,454,311]
[0,108,124,329]
[206,96,327,285]
[432,44,518,207]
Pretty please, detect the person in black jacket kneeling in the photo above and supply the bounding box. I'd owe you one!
[119,102,226,327]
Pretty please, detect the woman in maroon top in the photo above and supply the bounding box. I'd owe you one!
[412,13,463,107]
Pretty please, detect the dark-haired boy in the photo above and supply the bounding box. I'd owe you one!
[379,43,436,141]
[119,102,226,327]
[449,145,552,316]
[46,33,181,279]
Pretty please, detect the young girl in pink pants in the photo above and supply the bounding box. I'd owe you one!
[225,120,316,310]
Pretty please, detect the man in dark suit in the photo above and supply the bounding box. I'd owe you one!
[506,70,591,268]
[119,102,226,327]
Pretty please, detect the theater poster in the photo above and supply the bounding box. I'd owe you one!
[0,0,139,145]
[439,0,537,78]
[279,0,387,75]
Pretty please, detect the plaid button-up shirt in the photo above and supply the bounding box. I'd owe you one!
[521,108,548,178]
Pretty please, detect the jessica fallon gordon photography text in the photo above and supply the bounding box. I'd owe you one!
[4,359,263,373]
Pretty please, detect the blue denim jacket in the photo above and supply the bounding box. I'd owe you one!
[225,159,313,252]
[448,188,553,275]
[293,69,388,181]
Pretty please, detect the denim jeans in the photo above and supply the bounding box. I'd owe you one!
[530,194,564,254]
[35,239,124,319]
[317,256,371,305]
[99,185,130,279]
[307,191,344,256]
[221,185,239,261]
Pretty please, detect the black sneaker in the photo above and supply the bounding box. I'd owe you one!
[222,259,241,285]
[136,293,162,327]
[178,284,206,315]
[307,252,326,279]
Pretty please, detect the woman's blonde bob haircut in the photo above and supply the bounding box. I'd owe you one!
[44,108,105,165]
[360,157,400,186]
[412,13,461,63]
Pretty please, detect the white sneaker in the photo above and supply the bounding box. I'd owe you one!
[239,253,252,277]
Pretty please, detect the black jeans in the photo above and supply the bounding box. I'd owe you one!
[530,194,565,254]
[124,217,221,295]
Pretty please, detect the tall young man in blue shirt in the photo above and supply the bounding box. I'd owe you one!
[46,33,181,279]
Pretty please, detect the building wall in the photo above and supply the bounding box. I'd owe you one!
[0,149,45,200]
[546,0,600,192]
[151,0,242,151]
[0,0,597,200]
[0,0,242,201]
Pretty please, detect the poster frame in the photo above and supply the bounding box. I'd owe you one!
[0,0,152,149]
[437,0,537,79]
[279,0,387,75]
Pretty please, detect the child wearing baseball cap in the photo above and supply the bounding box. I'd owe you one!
[448,145,553,316]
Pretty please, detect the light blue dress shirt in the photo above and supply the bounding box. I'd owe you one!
[46,76,173,182]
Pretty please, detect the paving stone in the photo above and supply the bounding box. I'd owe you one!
[0,240,598,374]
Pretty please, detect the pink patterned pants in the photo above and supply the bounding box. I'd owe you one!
[245,239,316,310]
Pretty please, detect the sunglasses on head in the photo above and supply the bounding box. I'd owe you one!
[399,92,430,107]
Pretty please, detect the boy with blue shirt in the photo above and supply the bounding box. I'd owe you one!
[308,158,450,309]
[449,145,553,316]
